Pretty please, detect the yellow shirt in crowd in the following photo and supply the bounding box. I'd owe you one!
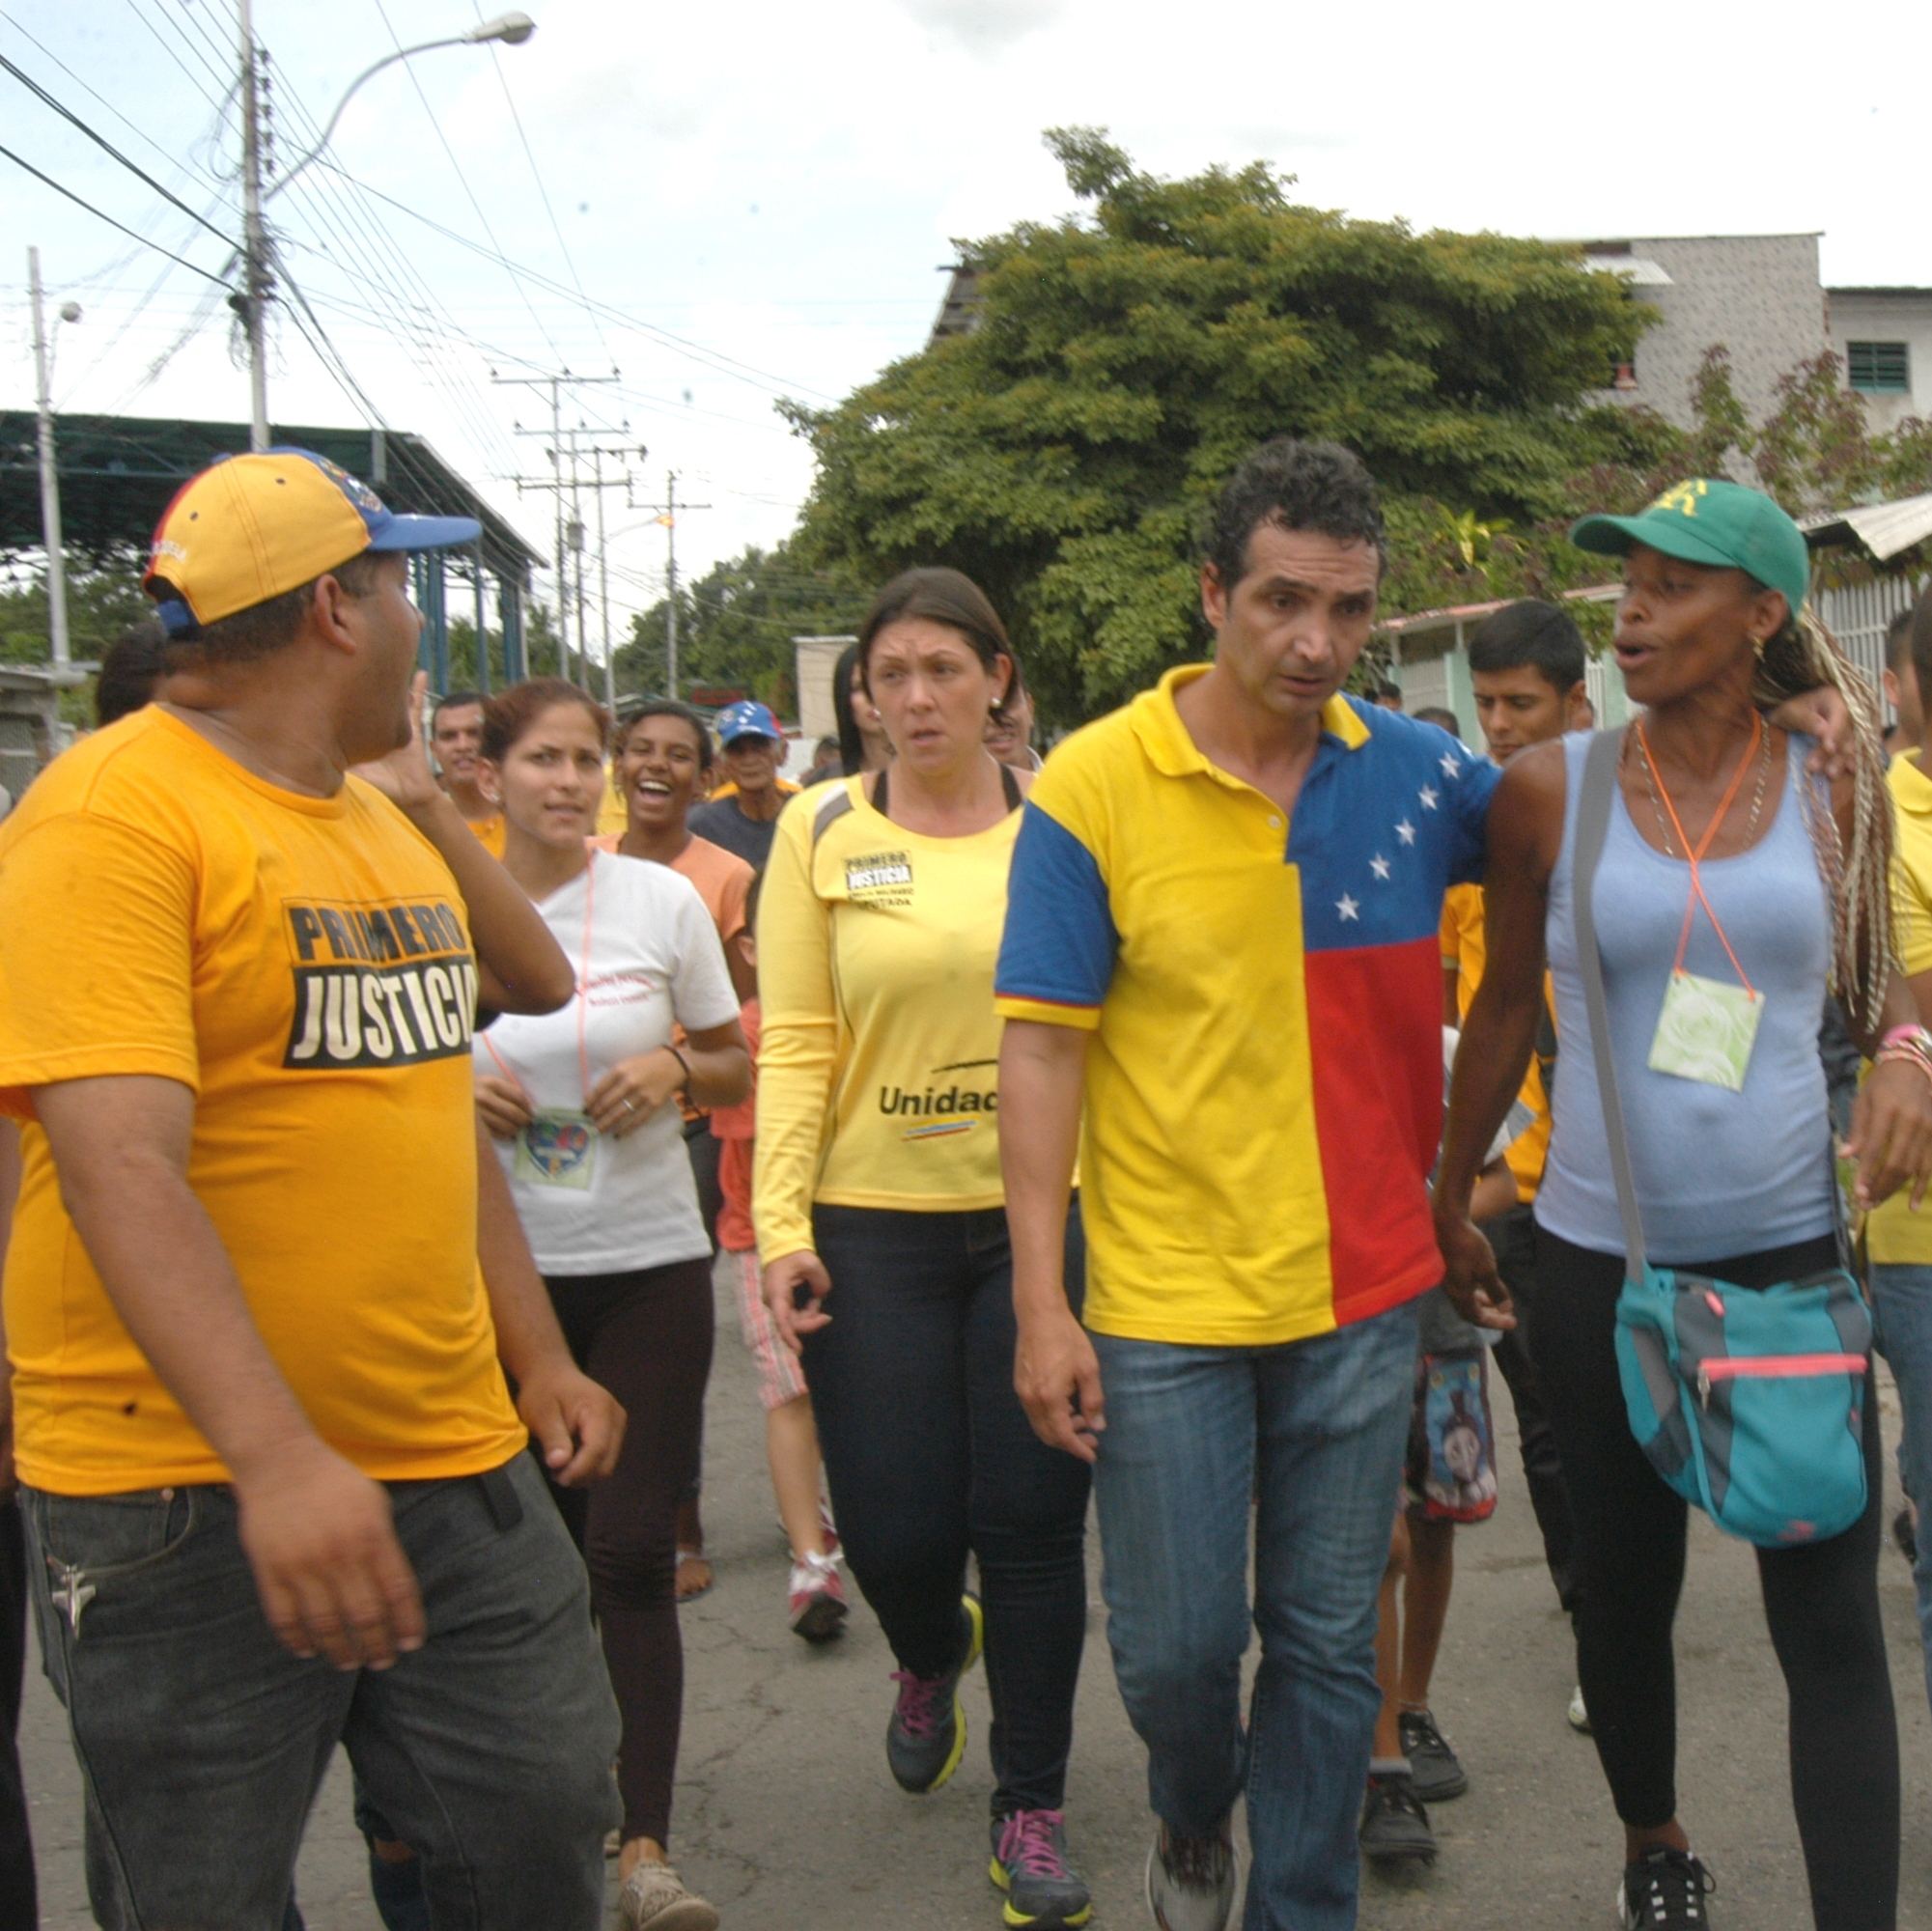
[464,808,508,858]
[1440,881,1554,1205]
[1867,749,1932,1264]
[0,708,527,1496]
[753,776,1018,1263]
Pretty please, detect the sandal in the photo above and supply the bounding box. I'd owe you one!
[675,1547,714,1600]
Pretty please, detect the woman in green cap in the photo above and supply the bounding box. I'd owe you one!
[1433,478,1932,1931]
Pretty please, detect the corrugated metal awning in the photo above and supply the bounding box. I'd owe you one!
[1801,492,1932,564]
[1583,254,1674,286]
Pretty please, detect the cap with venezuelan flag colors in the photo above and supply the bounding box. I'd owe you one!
[1570,479,1811,621]
[143,447,482,638]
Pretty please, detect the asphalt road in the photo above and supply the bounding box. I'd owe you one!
[22,1259,1932,1928]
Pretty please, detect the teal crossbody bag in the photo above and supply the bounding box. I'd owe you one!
[1571,730,1870,1548]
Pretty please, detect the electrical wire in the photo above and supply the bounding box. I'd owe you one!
[0,8,223,191]
[0,141,231,285]
[117,0,230,114]
[0,51,235,246]
[368,0,566,366]
[326,168,841,404]
[467,0,614,369]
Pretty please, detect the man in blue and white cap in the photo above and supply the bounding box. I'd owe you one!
[689,697,795,869]
[0,449,626,1928]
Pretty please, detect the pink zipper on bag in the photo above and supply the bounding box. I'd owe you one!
[1694,1355,1867,1406]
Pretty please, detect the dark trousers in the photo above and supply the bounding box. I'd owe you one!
[1481,1202,1580,1611]
[804,1202,1091,1815]
[0,1502,35,1923]
[25,1459,618,1931]
[544,1257,714,1847]
[681,1120,723,1514]
[1534,1224,1897,1931]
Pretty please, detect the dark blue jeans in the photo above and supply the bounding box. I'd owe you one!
[1089,1301,1420,1931]
[805,1201,1091,1815]
[24,1452,620,1931]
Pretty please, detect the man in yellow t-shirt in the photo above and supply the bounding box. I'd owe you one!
[0,451,622,1926]
[1867,582,1932,1719]
[430,687,506,855]
[1442,602,1589,1648]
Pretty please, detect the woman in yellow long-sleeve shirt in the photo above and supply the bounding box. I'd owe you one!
[756,569,1093,1931]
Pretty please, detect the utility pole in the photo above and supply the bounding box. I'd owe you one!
[238,0,271,450]
[495,368,618,680]
[27,247,70,669]
[637,472,711,700]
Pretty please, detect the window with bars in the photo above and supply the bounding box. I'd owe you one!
[1848,341,1910,393]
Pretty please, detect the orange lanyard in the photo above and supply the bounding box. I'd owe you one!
[480,853,598,1106]
[1636,715,1760,998]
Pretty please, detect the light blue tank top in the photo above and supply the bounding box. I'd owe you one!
[1537,730,1835,1262]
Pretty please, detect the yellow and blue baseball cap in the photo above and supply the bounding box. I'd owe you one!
[144,447,482,638]
[1570,479,1811,620]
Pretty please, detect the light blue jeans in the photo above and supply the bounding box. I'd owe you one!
[1089,1300,1419,1931]
[1871,1262,1932,1713]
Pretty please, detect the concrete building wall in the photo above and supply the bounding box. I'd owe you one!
[1827,290,1932,434]
[1599,234,1830,430]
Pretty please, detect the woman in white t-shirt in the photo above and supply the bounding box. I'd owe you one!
[472,678,747,1931]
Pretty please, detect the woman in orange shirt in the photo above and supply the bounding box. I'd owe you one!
[595,699,756,1597]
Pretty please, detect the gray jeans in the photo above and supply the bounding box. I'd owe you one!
[24,1452,620,1931]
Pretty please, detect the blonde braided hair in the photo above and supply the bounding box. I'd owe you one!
[1753,604,1895,1034]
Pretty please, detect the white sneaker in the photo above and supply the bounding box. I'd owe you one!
[618,1861,719,1931]
[1145,1825,1237,1931]
[1569,1684,1592,1734]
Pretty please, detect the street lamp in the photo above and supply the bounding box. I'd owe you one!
[236,7,536,449]
[266,14,537,200]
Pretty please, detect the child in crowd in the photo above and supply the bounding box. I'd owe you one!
[710,876,847,1640]
[1360,1031,1522,1861]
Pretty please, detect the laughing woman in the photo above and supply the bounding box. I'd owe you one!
[756,570,1094,1931]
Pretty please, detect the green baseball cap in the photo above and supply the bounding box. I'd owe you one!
[1571,479,1811,620]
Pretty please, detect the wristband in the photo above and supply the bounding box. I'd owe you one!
[662,1043,692,1091]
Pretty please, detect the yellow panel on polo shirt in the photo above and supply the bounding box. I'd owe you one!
[1866,750,1932,1264]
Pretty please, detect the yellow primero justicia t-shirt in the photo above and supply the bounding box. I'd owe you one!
[753,776,1020,1263]
[0,707,526,1496]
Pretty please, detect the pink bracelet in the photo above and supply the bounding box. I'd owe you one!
[1881,1024,1932,1052]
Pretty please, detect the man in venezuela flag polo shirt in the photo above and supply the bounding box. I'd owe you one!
[994,436,1498,1931]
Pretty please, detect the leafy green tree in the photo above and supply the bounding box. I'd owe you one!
[0,557,151,668]
[613,544,868,713]
[786,127,1662,720]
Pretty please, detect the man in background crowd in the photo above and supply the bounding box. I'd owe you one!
[430,689,504,855]
[688,699,796,869]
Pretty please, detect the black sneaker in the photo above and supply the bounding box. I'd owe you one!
[884,1593,983,1793]
[1396,1708,1468,1802]
[1358,1771,1436,1862]
[1619,1847,1715,1928]
[989,1809,1092,1928]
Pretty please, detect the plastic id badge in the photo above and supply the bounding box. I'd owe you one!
[1647,969,1763,1092]
[517,1109,598,1189]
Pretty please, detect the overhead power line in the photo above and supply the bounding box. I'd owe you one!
[0,49,235,246]
[0,141,231,285]
[327,167,841,404]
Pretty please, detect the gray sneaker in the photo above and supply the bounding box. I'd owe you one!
[1358,1771,1436,1862]
[1145,1824,1238,1931]
[1397,1708,1468,1802]
[884,1593,983,1793]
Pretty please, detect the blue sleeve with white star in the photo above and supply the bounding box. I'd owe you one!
[1445,746,1501,885]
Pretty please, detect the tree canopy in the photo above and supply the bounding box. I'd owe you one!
[785,128,1672,720]
[613,542,868,712]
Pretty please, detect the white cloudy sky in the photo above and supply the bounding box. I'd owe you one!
[3,0,1928,637]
